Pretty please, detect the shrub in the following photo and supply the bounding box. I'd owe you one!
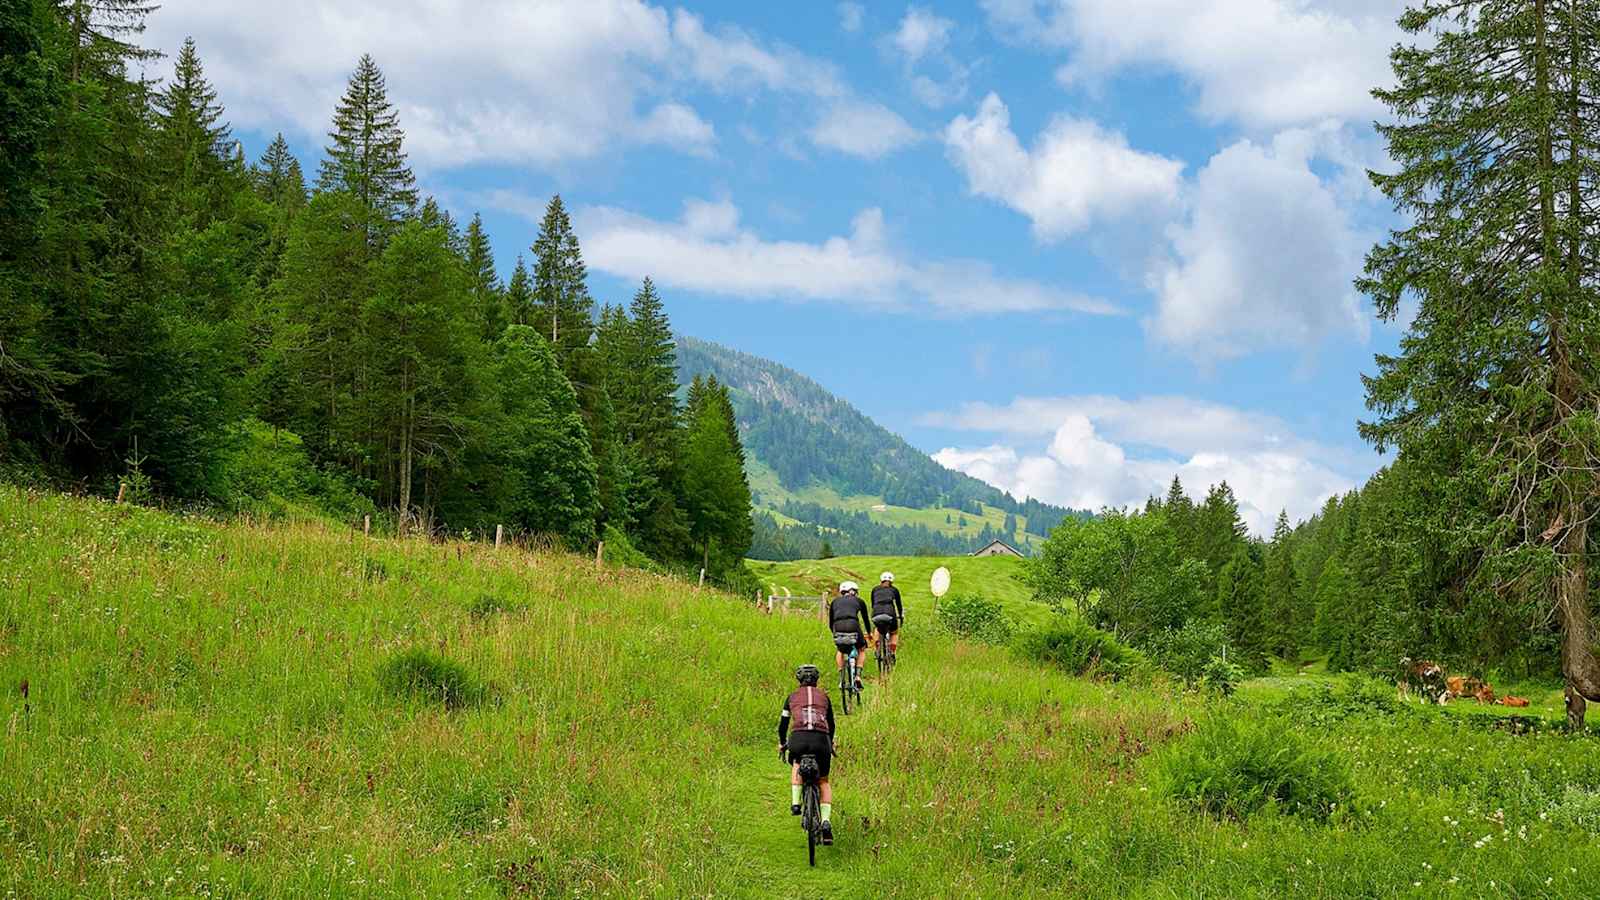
[1201,653,1245,696]
[216,419,376,522]
[1271,674,1407,727]
[1017,616,1148,681]
[600,525,657,571]
[377,649,486,709]
[1142,621,1230,685]
[937,593,1012,645]
[1158,716,1354,822]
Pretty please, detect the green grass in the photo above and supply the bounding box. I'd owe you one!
[745,553,1057,630]
[748,461,1045,544]
[6,485,1600,897]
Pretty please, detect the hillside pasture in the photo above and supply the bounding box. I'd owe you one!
[5,488,1600,897]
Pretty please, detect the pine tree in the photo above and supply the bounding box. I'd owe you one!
[503,254,533,326]
[318,54,417,244]
[1362,0,1600,726]
[253,133,306,211]
[154,37,231,214]
[489,325,597,545]
[529,195,594,369]
[1263,510,1300,658]
[463,213,503,341]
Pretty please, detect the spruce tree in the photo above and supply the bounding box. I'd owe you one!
[154,37,231,213]
[1362,0,1600,725]
[490,325,597,545]
[364,219,478,530]
[529,195,594,369]
[318,54,417,244]
[503,254,533,327]
[463,213,503,341]
[254,133,306,211]
[1263,510,1300,658]
[63,0,159,82]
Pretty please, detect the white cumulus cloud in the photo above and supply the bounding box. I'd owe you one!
[945,93,1185,240]
[563,198,1121,317]
[142,0,907,169]
[889,7,955,63]
[809,100,921,159]
[980,0,1403,129]
[926,394,1363,533]
[1147,131,1370,360]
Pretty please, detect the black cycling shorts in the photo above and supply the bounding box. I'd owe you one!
[872,614,898,634]
[787,729,832,778]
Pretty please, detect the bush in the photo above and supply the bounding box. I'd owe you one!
[1201,653,1245,697]
[1271,674,1407,727]
[937,593,1012,645]
[1142,621,1231,685]
[1158,716,1355,822]
[216,419,375,523]
[600,525,657,571]
[377,649,486,709]
[1017,616,1148,681]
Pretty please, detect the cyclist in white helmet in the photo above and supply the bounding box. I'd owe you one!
[870,572,905,658]
[827,581,871,689]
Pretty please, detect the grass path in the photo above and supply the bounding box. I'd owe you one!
[711,663,904,897]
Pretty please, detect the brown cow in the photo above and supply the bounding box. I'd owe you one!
[1398,657,1447,704]
[1501,696,1531,708]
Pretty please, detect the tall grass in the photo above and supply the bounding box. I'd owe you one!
[4,485,1600,897]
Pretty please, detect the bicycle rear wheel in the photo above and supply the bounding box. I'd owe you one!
[839,663,851,715]
[804,783,820,866]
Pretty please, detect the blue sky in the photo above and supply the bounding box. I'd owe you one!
[144,0,1412,533]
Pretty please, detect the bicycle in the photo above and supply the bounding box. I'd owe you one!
[872,615,897,676]
[836,637,863,715]
[790,751,824,866]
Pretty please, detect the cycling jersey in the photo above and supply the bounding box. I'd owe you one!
[828,593,871,635]
[870,584,903,621]
[779,686,835,738]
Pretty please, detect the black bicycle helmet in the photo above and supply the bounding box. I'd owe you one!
[795,664,821,686]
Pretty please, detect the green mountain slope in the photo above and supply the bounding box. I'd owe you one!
[676,336,1084,558]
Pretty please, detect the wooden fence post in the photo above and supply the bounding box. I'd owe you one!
[115,483,126,505]
[495,524,503,549]
[595,541,605,567]
[698,568,706,589]
[363,515,370,537]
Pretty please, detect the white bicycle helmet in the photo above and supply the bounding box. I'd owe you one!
[880,572,895,583]
[839,580,859,594]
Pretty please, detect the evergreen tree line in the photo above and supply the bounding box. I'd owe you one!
[0,4,754,585]
[1027,464,1557,683]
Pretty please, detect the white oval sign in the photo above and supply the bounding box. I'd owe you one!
[930,566,951,598]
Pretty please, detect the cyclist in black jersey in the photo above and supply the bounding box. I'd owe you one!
[827,581,871,690]
[870,572,904,657]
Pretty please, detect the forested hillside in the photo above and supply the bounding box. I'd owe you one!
[677,336,1083,558]
[0,3,754,589]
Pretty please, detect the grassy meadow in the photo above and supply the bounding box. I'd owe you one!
[747,462,1046,545]
[5,487,1600,897]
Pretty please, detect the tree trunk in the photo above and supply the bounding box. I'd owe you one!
[398,395,412,536]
